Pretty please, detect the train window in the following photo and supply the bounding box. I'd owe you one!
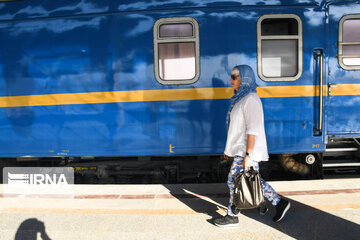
[257,15,303,81]
[339,15,360,70]
[159,23,193,38]
[153,17,200,85]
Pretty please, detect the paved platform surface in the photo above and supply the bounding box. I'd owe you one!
[0,179,360,240]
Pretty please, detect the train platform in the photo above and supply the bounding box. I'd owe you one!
[0,178,360,240]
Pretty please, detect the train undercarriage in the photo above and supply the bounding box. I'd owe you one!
[1,139,359,184]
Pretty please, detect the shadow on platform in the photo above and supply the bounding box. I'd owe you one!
[165,184,360,240]
[15,218,52,240]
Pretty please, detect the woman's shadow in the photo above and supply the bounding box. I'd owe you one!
[164,182,360,240]
[15,218,52,240]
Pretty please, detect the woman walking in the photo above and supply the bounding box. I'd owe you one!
[214,65,290,227]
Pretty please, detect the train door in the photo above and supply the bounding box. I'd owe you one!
[326,3,360,139]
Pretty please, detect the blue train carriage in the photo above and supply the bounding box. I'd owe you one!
[0,0,359,181]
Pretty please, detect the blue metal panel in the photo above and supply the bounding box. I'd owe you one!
[0,0,326,23]
[263,97,324,153]
[327,3,360,137]
[0,0,358,157]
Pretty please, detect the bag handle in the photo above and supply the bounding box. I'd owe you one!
[243,167,258,180]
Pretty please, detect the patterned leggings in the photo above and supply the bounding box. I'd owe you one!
[227,156,281,216]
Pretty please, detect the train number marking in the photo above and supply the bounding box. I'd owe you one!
[312,144,320,148]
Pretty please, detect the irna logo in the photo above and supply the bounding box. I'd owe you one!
[3,167,74,186]
[8,172,68,185]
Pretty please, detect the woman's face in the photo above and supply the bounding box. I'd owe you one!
[230,73,241,91]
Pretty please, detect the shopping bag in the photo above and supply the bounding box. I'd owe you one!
[233,168,265,210]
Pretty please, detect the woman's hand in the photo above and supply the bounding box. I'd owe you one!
[223,154,229,160]
[243,155,254,169]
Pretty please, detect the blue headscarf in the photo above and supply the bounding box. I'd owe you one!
[226,65,258,129]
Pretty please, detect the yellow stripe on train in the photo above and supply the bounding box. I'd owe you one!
[0,84,359,108]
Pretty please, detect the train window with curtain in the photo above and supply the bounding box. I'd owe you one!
[153,17,200,85]
[257,14,303,81]
[339,15,360,70]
